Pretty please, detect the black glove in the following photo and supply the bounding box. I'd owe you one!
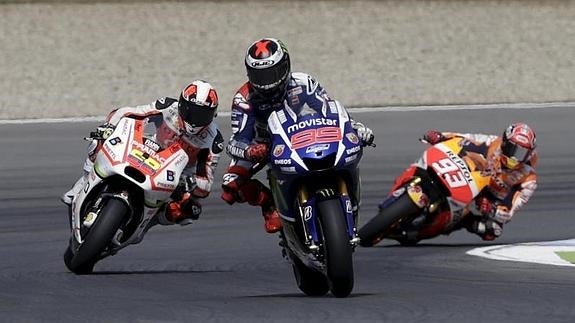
[171,175,197,200]
[89,123,116,140]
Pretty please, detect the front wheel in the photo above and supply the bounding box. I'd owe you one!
[317,199,354,298]
[291,253,329,297]
[64,198,128,274]
[358,193,421,247]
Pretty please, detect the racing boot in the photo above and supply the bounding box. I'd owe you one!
[234,176,283,234]
[467,219,503,241]
[161,193,202,226]
[262,204,282,233]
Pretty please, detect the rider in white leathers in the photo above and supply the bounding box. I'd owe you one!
[61,80,223,225]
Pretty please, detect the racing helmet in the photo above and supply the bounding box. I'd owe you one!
[500,122,536,169]
[245,38,291,102]
[178,80,218,135]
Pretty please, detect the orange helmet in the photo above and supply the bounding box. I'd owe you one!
[500,122,536,169]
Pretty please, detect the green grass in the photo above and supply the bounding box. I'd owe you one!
[556,251,575,264]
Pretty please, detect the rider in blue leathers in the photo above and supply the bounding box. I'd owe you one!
[220,38,375,233]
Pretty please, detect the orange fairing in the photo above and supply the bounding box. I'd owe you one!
[426,138,490,205]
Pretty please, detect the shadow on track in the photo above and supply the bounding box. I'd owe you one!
[89,269,232,275]
[240,293,376,299]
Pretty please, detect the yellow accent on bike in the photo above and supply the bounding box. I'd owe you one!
[130,148,161,170]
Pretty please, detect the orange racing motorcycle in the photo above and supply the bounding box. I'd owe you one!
[358,137,491,246]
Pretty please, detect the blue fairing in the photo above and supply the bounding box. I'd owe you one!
[267,101,362,224]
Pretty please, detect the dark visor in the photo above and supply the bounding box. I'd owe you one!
[179,103,215,127]
[501,140,530,162]
[247,59,290,90]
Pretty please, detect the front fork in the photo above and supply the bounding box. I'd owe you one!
[72,189,132,245]
[405,177,441,214]
[296,178,360,253]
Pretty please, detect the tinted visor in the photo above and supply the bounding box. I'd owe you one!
[178,102,215,128]
[501,140,530,162]
[247,58,290,92]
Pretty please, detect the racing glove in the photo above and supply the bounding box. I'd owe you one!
[477,197,511,224]
[89,123,116,140]
[422,129,445,145]
[352,121,375,146]
[245,143,269,163]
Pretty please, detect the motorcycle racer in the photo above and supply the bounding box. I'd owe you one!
[61,80,224,225]
[220,37,375,233]
[389,122,538,241]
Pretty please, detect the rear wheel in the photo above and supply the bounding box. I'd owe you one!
[64,198,128,274]
[317,199,354,298]
[358,193,421,247]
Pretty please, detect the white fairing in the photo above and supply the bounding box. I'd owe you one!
[71,117,189,245]
[268,107,308,171]
[332,100,350,165]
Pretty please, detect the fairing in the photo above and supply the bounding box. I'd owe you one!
[71,114,189,246]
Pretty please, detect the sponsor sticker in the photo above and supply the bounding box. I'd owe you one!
[305,144,330,154]
[273,144,285,157]
[274,158,292,165]
[346,133,359,144]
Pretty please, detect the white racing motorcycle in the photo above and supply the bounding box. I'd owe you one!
[64,113,189,274]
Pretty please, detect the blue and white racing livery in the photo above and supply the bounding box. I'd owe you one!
[266,98,364,298]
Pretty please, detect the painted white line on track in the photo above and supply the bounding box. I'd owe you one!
[467,239,575,267]
[0,116,107,125]
[1,101,573,125]
[349,101,575,113]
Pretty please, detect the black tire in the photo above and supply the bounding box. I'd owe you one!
[317,199,354,298]
[358,193,421,247]
[291,254,329,297]
[64,243,94,275]
[64,198,128,274]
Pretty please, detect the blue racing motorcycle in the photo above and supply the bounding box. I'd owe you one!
[266,100,368,297]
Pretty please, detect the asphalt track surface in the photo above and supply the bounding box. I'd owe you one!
[1,107,574,322]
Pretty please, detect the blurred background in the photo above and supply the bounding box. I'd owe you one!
[1,0,575,120]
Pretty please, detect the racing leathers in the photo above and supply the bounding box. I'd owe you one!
[391,131,538,241]
[221,72,374,233]
[61,97,223,225]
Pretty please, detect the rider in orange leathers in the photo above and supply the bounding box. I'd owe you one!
[390,122,538,241]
